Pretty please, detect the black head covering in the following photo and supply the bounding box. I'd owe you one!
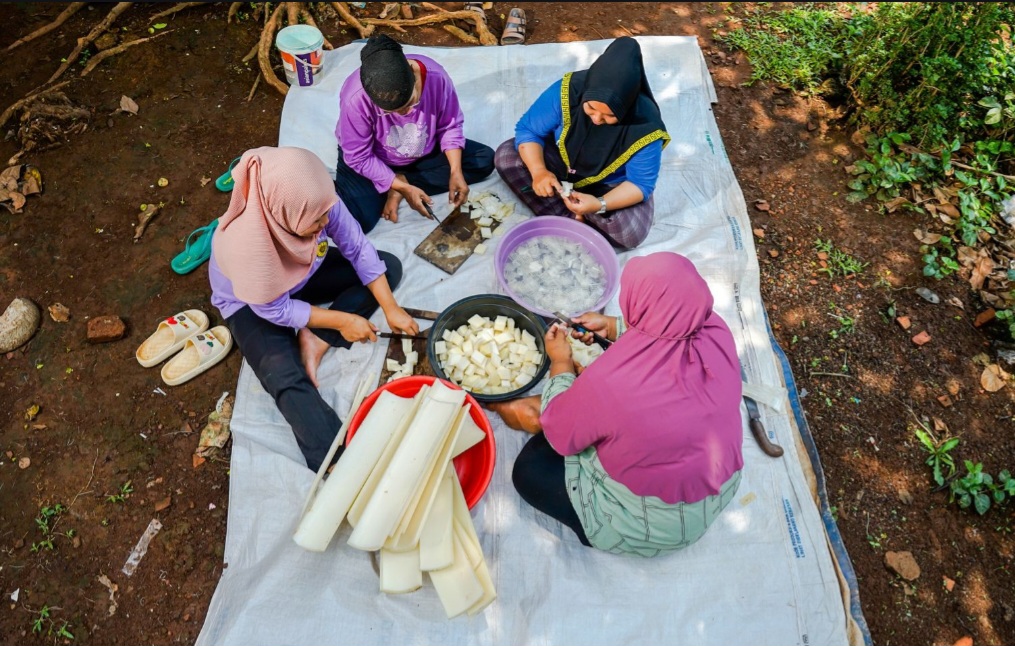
[359,34,414,110]
[562,37,667,182]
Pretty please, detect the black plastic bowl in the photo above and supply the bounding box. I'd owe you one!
[427,294,550,403]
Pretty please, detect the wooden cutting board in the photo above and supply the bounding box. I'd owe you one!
[413,206,502,274]
[377,308,440,387]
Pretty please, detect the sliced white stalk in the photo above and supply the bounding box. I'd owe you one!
[428,531,484,619]
[386,358,401,372]
[379,545,423,594]
[419,467,455,571]
[401,338,413,355]
[293,390,415,552]
[348,385,429,527]
[348,381,466,551]
[450,473,497,615]
[451,412,486,458]
[391,404,469,549]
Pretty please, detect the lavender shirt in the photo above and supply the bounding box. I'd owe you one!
[336,55,465,193]
[209,198,386,328]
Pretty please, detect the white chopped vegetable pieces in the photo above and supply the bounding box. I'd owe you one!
[437,314,542,395]
[504,235,607,316]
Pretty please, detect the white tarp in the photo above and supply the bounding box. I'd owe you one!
[196,37,858,646]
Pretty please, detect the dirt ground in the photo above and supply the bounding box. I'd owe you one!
[1,3,1013,645]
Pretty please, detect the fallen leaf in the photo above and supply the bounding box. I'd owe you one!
[885,196,909,213]
[31,424,47,430]
[913,228,942,244]
[970,257,994,291]
[933,417,949,433]
[24,404,40,421]
[21,167,42,196]
[937,202,960,218]
[981,364,1007,392]
[946,297,964,309]
[200,176,211,187]
[119,95,139,115]
[48,303,70,322]
[754,200,770,212]
[957,246,979,267]
[18,457,30,469]
[974,309,996,327]
[937,394,953,408]
[912,331,932,346]
[971,352,992,367]
[0,165,20,190]
[946,379,961,396]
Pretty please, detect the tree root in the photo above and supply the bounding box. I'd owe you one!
[134,203,164,243]
[247,73,262,102]
[443,25,479,45]
[79,30,172,77]
[149,2,205,23]
[0,81,73,130]
[48,2,133,84]
[6,3,86,52]
[258,4,289,97]
[332,2,374,39]
[363,10,498,46]
[227,2,243,24]
[300,7,334,49]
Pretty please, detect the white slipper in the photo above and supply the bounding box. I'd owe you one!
[160,326,232,387]
[136,309,210,368]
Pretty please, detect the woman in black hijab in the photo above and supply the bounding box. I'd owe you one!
[494,37,669,249]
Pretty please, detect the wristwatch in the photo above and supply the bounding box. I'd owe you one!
[595,196,608,215]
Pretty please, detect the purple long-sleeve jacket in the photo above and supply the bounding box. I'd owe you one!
[336,55,465,193]
[209,198,386,328]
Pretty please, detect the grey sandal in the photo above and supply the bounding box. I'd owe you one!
[500,8,526,45]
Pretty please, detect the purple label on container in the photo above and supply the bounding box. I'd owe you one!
[296,52,314,86]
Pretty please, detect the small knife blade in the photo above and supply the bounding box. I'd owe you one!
[740,367,784,458]
[553,311,613,350]
[379,332,427,341]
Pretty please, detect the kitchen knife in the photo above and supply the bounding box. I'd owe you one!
[740,366,784,458]
[553,311,613,350]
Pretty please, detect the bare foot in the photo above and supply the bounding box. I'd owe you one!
[298,328,330,388]
[486,396,543,433]
[382,189,404,222]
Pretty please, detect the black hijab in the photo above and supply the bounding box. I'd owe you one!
[561,37,668,183]
[359,34,414,111]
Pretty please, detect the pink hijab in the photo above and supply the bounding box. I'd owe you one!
[541,252,744,504]
[212,147,338,304]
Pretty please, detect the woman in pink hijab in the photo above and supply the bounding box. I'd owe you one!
[495,252,744,555]
[209,147,418,472]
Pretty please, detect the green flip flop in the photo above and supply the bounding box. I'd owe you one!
[215,157,241,192]
[171,219,218,275]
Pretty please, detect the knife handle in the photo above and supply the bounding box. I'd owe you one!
[403,308,440,321]
[749,418,784,458]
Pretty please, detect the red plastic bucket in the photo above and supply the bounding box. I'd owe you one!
[345,376,496,509]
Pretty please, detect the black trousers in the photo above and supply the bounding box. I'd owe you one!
[225,250,402,472]
[333,139,495,233]
[513,433,591,546]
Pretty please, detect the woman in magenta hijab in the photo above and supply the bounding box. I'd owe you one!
[496,252,744,555]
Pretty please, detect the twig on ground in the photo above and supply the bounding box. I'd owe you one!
[68,450,100,508]
[332,2,375,39]
[6,2,86,51]
[258,4,289,97]
[900,143,1015,181]
[242,41,259,64]
[134,203,164,242]
[227,2,243,23]
[809,372,855,379]
[364,10,498,45]
[48,2,133,84]
[149,2,204,23]
[246,72,261,102]
[80,31,172,77]
[0,81,73,129]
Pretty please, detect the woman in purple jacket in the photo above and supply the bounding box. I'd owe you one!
[334,35,495,231]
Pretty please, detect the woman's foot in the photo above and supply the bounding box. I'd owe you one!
[487,396,542,433]
[298,327,330,388]
[382,188,405,222]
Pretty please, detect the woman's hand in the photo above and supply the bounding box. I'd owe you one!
[391,176,435,220]
[339,314,379,343]
[448,170,469,207]
[562,190,601,218]
[532,168,562,198]
[384,306,420,336]
[544,323,574,374]
[570,312,616,343]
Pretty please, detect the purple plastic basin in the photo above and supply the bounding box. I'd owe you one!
[495,217,620,317]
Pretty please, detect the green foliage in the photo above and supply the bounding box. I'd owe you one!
[950,461,1015,515]
[914,428,959,486]
[813,239,867,277]
[31,605,74,641]
[106,480,133,504]
[31,504,73,553]
[716,4,849,92]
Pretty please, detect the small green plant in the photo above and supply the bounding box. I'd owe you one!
[31,605,74,640]
[951,461,995,515]
[106,480,133,504]
[827,313,855,339]
[914,427,959,486]
[31,504,74,553]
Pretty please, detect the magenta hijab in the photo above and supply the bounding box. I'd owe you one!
[541,252,744,504]
[212,146,337,304]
